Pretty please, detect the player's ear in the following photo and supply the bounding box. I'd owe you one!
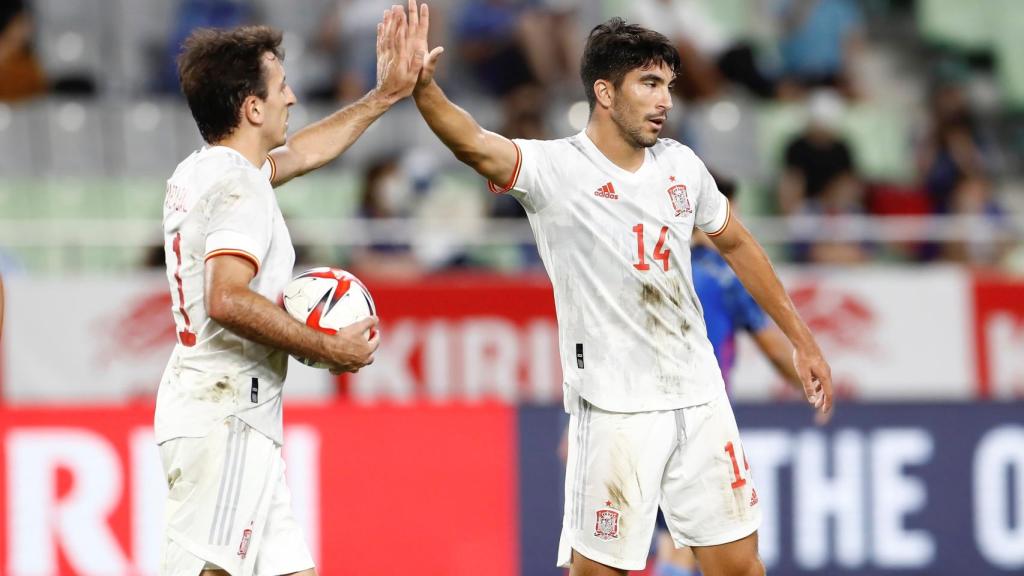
[243,95,263,126]
[594,79,613,110]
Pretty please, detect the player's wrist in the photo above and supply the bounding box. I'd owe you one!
[366,87,402,108]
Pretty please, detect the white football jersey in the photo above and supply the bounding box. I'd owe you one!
[155,146,294,444]
[495,132,731,412]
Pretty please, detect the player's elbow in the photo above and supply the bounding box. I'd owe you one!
[205,286,240,325]
[450,131,490,168]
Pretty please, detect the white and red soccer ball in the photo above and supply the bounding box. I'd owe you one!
[282,267,377,367]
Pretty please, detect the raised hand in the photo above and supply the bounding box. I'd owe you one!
[374,4,424,103]
[407,0,444,91]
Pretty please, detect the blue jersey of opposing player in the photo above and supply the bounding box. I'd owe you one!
[692,244,768,390]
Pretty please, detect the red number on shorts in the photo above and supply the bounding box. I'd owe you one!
[633,224,671,271]
[725,441,748,489]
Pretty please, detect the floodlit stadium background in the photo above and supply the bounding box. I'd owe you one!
[1,0,1023,574]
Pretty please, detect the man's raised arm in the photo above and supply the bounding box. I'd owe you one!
[268,6,423,186]
[407,0,519,187]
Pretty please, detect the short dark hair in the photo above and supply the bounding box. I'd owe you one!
[580,18,680,111]
[177,26,284,143]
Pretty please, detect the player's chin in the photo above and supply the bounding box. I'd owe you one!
[638,131,660,148]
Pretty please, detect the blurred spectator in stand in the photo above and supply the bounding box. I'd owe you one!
[632,0,776,101]
[0,0,46,101]
[917,76,994,214]
[779,90,856,213]
[775,0,864,99]
[155,0,255,93]
[455,0,548,136]
[942,176,1014,268]
[517,0,583,98]
[348,155,427,279]
[317,0,427,102]
[781,90,869,263]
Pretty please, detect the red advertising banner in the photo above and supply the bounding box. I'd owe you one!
[0,403,518,576]
[972,275,1024,398]
[344,274,562,404]
[6,269,1024,403]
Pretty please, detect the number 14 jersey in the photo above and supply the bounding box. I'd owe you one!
[494,131,731,412]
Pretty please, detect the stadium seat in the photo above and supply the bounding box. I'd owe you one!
[993,0,1024,108]
[33,0,107,93]
[112,100,183,177]
[42,99,108,177]
[917,0,991,52]
[0,102,46,177]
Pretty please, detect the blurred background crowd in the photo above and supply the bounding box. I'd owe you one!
[1,0,1023,276]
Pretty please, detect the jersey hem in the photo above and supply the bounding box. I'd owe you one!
[565,383,724,414]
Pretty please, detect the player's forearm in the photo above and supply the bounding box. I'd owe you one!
[718,224,818,353]
[207,288,335,364]
[413,80,492,168]
[270,90,396,185]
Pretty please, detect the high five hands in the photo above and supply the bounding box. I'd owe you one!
[374,1,445,103]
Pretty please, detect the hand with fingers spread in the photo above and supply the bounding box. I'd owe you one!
[793,345,834,423]
[374,4,425,103]
[405,0,444,91]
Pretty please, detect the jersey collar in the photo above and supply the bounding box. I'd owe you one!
[577,130,653,185]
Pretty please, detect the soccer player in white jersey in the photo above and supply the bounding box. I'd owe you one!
[407,4,833,575]
[157,13,423,576]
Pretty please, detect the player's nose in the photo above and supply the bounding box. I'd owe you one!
[659,86,673,112]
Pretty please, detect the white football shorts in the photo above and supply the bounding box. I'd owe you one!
[557,388,761,571]
[158,416,314,576]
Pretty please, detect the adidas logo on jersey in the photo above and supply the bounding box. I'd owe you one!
[750,488,759,507]
[594,182,618,199]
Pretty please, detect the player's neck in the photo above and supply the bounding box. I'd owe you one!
[585,121,645,173]
[212,132,269,170]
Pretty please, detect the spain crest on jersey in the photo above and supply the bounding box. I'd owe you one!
[594,508,620,541]
[667,184,692,216]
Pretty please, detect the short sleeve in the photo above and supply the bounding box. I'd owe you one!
[203,171,272,273]
[693,155,731,236]
[260,154,276,183]
[487,138,558,213]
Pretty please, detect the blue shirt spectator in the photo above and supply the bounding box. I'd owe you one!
[778,0,863,85]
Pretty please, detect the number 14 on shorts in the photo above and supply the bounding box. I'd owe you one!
[725,441,750,489]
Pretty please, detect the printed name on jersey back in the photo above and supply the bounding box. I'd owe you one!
[164,183,190,213]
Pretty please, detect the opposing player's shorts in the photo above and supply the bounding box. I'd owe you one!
[557,389,761,571]
[158,417,314,576]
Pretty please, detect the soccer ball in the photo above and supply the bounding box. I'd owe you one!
[282,267,377,368]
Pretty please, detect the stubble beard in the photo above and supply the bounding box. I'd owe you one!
[611,101,658,149]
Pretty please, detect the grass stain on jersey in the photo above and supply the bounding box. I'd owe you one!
[194,378,235,402]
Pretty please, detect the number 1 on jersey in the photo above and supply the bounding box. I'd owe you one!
[633,223,671,272]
